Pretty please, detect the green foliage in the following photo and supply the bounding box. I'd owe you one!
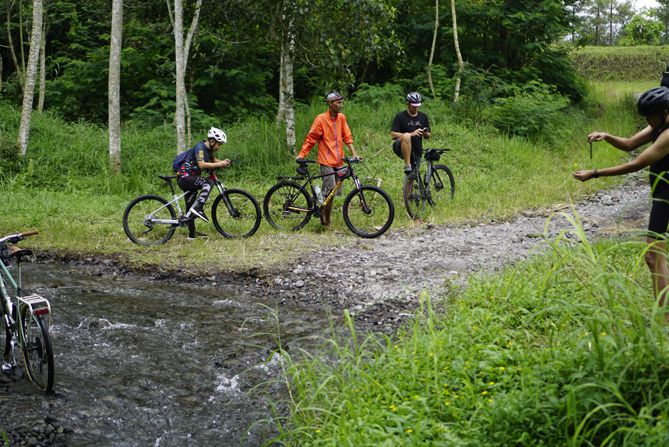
[270,221,669,446]
[571,45,669,81]
[620,15,664,46]
[351,83,405,107]
[485,81,571,139]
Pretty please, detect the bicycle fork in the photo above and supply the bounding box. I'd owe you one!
[217,183,240,218]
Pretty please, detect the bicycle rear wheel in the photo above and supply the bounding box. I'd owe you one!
[1,307,9,362]
[123,194,177,246]
[21,309,54,392]
[263,181,313,231]
[403,172,426,220]
[343,185,394,238]
[211,189,262,238]
[427,164,455,207]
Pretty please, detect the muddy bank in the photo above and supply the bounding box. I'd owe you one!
[39,175,651,333]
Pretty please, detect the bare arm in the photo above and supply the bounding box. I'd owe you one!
[197,158,229,170]
[390,128,427,140]
[573,131,669,181]
[588,125,653,152]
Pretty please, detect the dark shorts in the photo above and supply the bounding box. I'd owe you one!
[392,139,421,164]
[648,197,669,238]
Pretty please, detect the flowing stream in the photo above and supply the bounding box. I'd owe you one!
[1,263,328,446]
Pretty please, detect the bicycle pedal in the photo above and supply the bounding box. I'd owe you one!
[1,362,13,373]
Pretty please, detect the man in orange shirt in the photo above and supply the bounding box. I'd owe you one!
[296,91,359,226]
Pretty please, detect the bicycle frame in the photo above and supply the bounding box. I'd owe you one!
[150,173,240,225]
[288,161,360,213]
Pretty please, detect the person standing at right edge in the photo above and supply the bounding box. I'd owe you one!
[573,86,669,323]
[390,92,431,174]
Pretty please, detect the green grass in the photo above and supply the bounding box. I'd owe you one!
[269,218,669,446]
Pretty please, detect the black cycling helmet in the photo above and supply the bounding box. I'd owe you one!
[406,92,422,106]
[637,86,669,116]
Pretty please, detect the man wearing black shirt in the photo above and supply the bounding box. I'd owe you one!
[390,92,431,174]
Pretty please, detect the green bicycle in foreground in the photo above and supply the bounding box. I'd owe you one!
[0,230,54,393]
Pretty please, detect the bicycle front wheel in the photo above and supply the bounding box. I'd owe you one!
[21,309,54,392]
[343,185,394,238]
[263,181,313,231]
[427,164,455,207]
[211,189,262,238]
[403,172,426,220]
[123,195,177,246]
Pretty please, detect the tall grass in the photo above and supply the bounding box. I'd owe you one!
[269,217,669,446]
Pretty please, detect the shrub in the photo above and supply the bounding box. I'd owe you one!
[484,81,570,139]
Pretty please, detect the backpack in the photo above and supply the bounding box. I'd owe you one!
[172,148,193,173]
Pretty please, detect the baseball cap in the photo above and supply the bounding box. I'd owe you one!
[325,91,344,102]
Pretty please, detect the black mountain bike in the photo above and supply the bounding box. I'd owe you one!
[403,148,455,220]
[263,157,394,238]
[123,171,261,245]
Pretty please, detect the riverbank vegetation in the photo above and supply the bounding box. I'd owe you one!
[269,220,669,446]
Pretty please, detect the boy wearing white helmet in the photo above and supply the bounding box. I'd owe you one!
[175,127,231,239]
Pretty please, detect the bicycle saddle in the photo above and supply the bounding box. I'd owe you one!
[8,244,34,263]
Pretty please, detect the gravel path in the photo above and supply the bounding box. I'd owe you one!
[252,175,651,331]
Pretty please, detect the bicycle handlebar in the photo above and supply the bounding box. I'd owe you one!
[0,230,39,245]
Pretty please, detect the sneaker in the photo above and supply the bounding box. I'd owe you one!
[190,206,210,223]
[404,164,413,174]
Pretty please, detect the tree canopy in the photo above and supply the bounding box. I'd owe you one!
[1,0,658,128]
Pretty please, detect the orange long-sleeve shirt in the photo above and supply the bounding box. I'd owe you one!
[298,112,354,168]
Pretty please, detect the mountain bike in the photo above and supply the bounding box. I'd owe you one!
[263,157,394,238]
[0,230,54,393]
[403,148,455,220]
[123,171,261,245]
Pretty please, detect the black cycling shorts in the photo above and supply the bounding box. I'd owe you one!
[648,197,669,238]
[392,139,421,164]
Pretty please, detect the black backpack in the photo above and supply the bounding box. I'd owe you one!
[172,148,193,172]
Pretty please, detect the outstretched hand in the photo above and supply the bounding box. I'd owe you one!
[572,169,594,182]
[587,132,606,143]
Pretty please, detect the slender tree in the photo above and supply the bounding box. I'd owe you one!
[37,20,45,111]
[108,0,122,175]
[427,0,439,99]
[17,0,43,157]
[451,0,464,103]
[168,0,201,151]
[277,0,297,152]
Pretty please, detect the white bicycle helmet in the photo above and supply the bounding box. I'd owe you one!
[208,127,227,143]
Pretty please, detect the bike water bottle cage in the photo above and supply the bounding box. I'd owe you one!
[425,149,440,161]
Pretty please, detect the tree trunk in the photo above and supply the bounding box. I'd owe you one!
[173,0,186,152]
[0,55,3,94]
[6,0,25,90]
[427,0,438,99]
[17,0,43,157]
[451,0,464,103]
[182,0,201,148]
[37,21,46,112]
[277,0,296,152]
[108,0,123,175]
